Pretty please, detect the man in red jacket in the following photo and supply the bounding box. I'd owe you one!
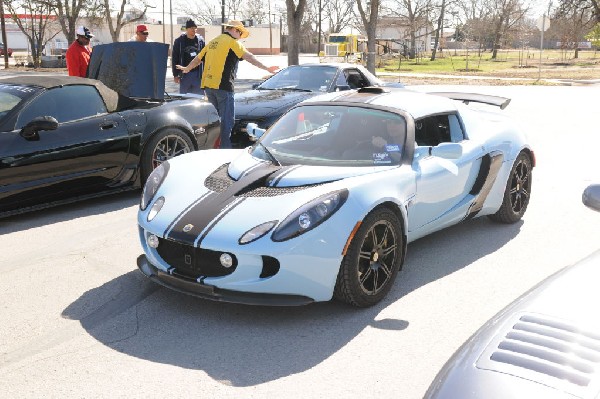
[66,26,94,77]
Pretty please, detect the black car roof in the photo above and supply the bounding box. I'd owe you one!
[0,75,121,112]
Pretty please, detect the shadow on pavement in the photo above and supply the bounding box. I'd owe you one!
[0,191,140,235]
[60,216,521,387]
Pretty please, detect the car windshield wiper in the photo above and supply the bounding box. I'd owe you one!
[280,87,313,92]
[256,87,275,90]
[257,142,280,166]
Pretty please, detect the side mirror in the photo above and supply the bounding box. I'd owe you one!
[20,116,59,140]
[582,184,600,212]
[431,142,462,159]
[336,85,351,92]
[246,122,266,140]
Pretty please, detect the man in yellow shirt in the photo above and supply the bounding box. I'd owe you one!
[177,20,278,148]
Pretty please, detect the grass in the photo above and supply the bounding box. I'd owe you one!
[376,48,600,80]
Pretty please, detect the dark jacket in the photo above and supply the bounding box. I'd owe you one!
[172,33,205,78]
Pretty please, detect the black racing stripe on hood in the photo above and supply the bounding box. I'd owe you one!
[163,191,215,238]
[267,165,302,187]
[166,163,281,245]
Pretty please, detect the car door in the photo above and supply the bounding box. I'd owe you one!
[408,113,483,233]
[0,85,130,212]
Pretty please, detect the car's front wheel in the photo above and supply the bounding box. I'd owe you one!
[334,208,404,307]
[140,129,193,184]
[489,151,532,223]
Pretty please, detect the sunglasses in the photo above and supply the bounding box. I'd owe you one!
[139,31,149,35]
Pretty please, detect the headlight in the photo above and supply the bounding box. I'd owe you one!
[272,189,348,242]
[140,162,169,210]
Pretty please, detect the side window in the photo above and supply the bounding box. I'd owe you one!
[415,114,453,146]
[448,114,465,142]
[344,69,367,89]
[17,85,107,128]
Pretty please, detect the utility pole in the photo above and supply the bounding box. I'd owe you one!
[268,0,273,54]
[222,0,226,33]
[317,0,322,56]
[0,0,8,69]
[537,1,552,81]
[169,0,173,47]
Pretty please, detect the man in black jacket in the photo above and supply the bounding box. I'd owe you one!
[172,19,205,95]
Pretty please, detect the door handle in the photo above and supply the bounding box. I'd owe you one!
[100,121,117,130]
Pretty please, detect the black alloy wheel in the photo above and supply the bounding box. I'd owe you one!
[334,207,404,307]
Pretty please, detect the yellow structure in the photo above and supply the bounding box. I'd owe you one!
[319,33,366,62]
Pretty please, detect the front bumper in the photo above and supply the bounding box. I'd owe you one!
[137,255,314,306]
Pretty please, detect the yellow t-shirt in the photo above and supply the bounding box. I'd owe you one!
[196,33,246,92]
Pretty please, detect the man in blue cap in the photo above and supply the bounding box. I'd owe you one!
[172,19,205,95]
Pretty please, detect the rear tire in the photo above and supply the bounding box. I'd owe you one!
[334,208,404,307]
[489,152,532,223]
[140,129,193,184]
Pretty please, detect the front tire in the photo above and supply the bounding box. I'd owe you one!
[140,129,193,184]
[489,151,532,223]
[334,208,404,307]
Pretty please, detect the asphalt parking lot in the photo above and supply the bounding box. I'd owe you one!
[1,65,600,397]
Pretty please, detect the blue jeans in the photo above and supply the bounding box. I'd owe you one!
[180,71,204,95]
[205,88,235,149]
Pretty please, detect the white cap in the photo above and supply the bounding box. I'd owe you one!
[76,26,94,39]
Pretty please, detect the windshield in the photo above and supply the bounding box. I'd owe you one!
[329,36,349,43]
[250,105,407,167]
[257,65,338,92]
[0,84,39,124]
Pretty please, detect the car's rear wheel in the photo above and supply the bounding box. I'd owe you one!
[140,129,193,184]
[334,208,404,307]
[489,151,532,223]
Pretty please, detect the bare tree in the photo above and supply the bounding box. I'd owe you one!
[383,0,433,59]
[551,6,595,58]
[48,0,87,44]
[430,0,447,60]
[356,0,380,72]
[175,0,221,25]
[488,0,528,58]
[285,0,308,65]
[243,0,270,24]
[556,0,600,24]
[5,0,61,67]
[322,0,355,33]
[99,0,148,42]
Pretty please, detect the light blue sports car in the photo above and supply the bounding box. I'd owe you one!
[137,87,534,307]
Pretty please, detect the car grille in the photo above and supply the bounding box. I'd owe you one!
[156,238,238,279]
[204,164,234,193]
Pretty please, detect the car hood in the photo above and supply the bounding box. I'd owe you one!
[426,249,600,399]
[142,149,391,247]
[88,42,169,100]
[226,149,390,186]
[234,89,318,118]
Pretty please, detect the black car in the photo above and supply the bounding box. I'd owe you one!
[0,42,220,218]
[425,184,600,399]
[231,63,403,147]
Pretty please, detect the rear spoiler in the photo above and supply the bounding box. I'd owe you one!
[428,92,511,110]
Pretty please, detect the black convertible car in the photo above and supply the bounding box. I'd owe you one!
[0,42,219,217]
[231,63,404,147]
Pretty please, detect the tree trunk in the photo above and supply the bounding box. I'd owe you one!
[285,0,307,66]
[431,0,446,61]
